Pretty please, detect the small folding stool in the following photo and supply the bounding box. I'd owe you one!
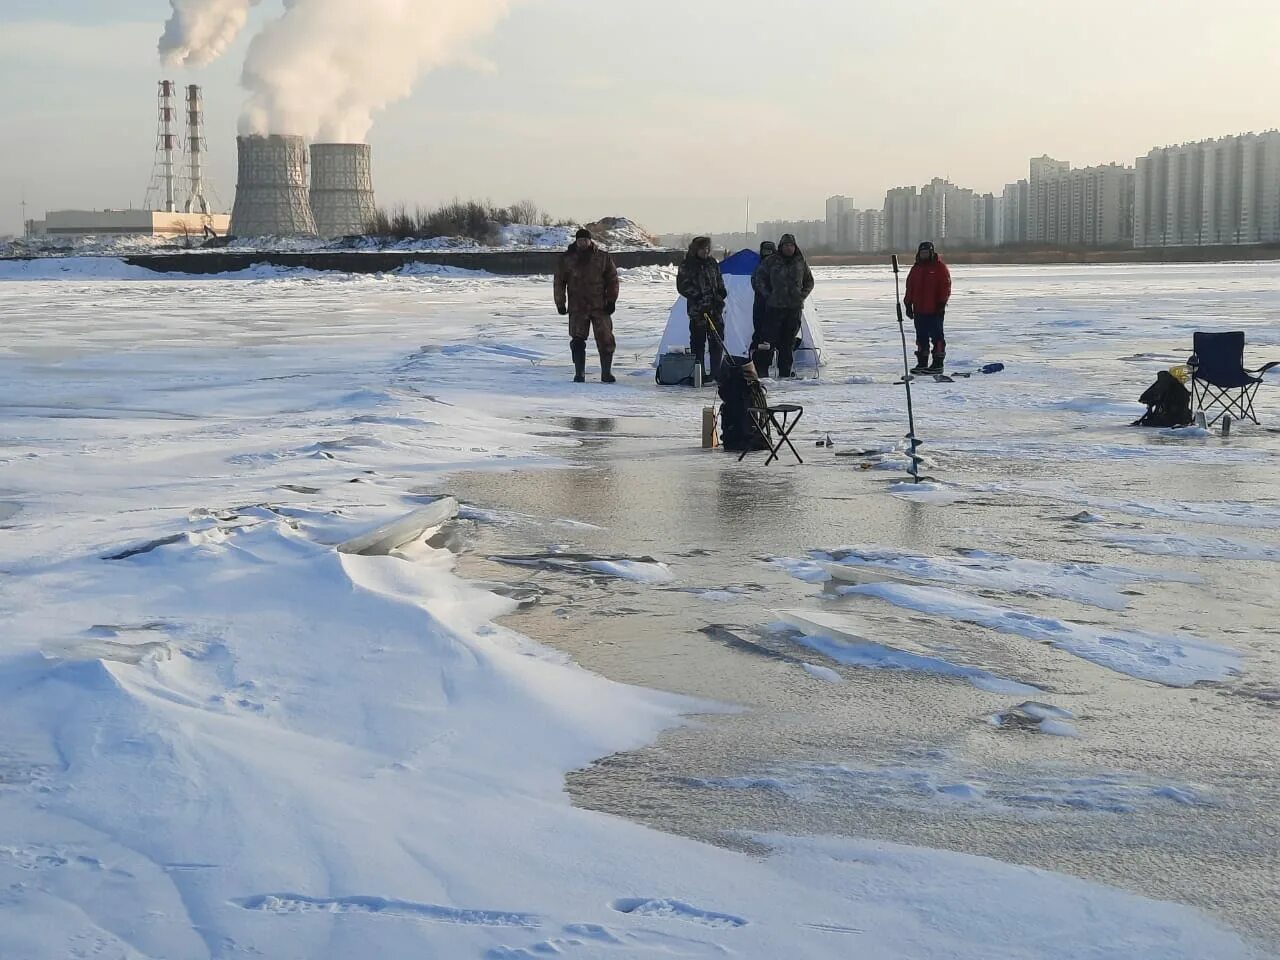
[741,403,805,465]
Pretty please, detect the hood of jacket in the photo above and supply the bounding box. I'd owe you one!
[685,236,713,261]
[777,233,803,259]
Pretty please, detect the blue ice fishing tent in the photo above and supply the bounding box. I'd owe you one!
[655,250,827,373]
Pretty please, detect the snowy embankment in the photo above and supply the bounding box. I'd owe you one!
[0,262,1267,958]
[0,216,660,262]
[0,255,496,282]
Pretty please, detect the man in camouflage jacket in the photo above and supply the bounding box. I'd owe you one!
[554,228,620,383]
[753,233,814,378]
[676,236,728,381]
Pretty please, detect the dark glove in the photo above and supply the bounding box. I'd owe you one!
[604,301,616,316]
[904,303,915,320]
[557,304,569,316]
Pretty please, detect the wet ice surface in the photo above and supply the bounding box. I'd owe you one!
[815,544,1203,610]
[2,261,1278,957]
[682,746,1217,816]
[438,264,1279,948]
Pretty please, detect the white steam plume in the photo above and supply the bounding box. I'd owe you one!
[238,0,513,142]
[159,0,261,67]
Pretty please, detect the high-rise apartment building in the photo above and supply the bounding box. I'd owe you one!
[1002,179,1029,244]
[839,208,885,252]
[882,179,992,249]
[883,186,920,252]
[1135,131,1280,246]
[825,195,857,249]
[756,219,826,249]
[1027,156,1070,243]
[1026,156,1133,246]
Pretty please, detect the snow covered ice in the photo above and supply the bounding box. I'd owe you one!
[2,258,1278,958]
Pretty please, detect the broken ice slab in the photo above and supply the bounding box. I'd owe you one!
[988,702,1081,738]
[104,534,187,561]
[337,497,460,556]
[818,560,924,588]
[778,609,1042,696]
[487,553,674,584]
[43,638,173,666]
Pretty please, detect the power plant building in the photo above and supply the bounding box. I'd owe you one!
[25,209,229,240]
[310,143,378,237]
[229,134,318,238]
[27,81,230,241]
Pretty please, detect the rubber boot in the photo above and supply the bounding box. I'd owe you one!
[776,337,797,379]
[708,338,724,384]
[571,338,586,383]
[600,351,616,384]
[928,352,946,374]
[752,345,773,379]
[911,350,930,375]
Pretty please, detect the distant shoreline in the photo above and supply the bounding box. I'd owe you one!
[3,244,1279,277]
[809,244,1280,267]
[118,249,680,276]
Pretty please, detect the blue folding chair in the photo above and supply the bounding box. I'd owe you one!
[1189,332,1279,426]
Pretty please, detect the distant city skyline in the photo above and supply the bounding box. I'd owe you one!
[660,129,1280,255]
[3,1,1280,238]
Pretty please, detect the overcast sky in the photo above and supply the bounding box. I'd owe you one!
[2,0,1278,237]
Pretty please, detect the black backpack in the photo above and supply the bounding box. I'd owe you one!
[717,360,771,451]
[1133,370,1193,427]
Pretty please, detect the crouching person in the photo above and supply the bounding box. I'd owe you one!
[676,237,728,382]
[717,359,771,452]
[554,228,620,383]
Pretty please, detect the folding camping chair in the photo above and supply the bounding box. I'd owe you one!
[1188,332,1279,427]
[741,403,805,465]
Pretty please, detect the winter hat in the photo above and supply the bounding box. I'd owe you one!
[917,240,936,258]
[780,233,797,247]
[575,228,593,240]
[759,240,776,256]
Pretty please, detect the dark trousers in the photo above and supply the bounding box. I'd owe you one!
[750,295,774,376]
[690,312,725,379]
[913,313,946,361]
[757,307,802,377]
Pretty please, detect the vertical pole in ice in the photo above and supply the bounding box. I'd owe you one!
[892,255,925,483]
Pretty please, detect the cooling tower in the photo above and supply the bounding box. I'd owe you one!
[310,143,378,237]
[229,134,318,238]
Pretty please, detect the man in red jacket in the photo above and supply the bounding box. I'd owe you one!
[904,240,952,374]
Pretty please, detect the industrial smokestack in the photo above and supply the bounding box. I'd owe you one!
[229,134,317,238]
[184,84,211,215]
[309,143,377,238]
[159,80,177,213]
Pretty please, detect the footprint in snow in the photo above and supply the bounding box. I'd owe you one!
[234,893,540,928]
[0,844,132,878]
[611,898,747,929]
[490,922,729,958]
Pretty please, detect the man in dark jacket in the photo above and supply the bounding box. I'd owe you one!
[750,240,777,376]
[903,240,952,374]
[554,228,620,383]
[676,236,728,381]
[755,233,815,378]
